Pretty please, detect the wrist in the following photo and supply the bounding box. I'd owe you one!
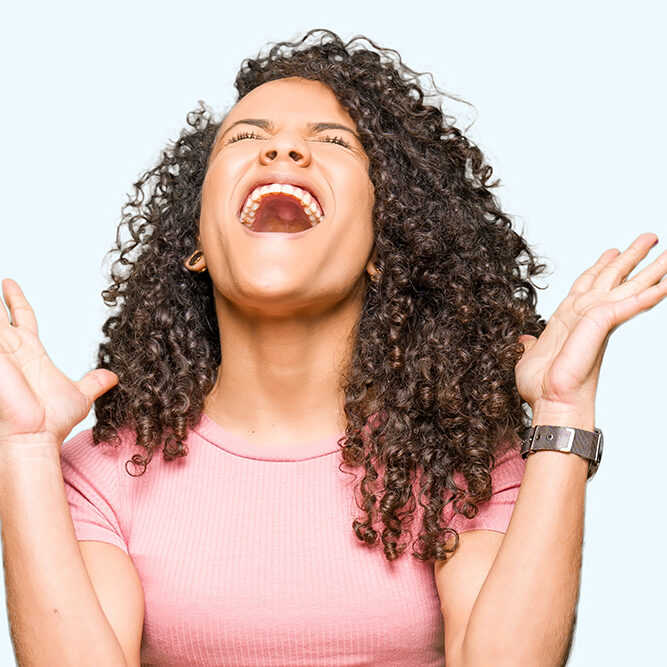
[0,435,62,465]
[530,399,595,432]
[521,424,603,480]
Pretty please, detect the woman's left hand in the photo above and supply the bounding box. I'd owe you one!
[515,232,667,429]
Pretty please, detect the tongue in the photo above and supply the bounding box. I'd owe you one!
[251,195,313,233]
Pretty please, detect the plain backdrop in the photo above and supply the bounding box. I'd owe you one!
[1,1,665,664]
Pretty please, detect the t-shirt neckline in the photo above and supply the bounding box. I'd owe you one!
[192,412,347,462]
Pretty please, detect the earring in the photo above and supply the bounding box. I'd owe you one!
[185,249,207,273]
[367,263,381,283]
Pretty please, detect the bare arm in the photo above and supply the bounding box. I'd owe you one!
[437,451,586,667]
[439,234,666,666]
[1,442,138,666]
[0,279,143,665]
[458,450,586,666]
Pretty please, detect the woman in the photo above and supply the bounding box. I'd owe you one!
[1,29,665,666]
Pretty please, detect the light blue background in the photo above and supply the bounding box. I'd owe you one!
[1,1,665,664]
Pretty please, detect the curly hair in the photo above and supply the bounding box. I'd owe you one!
[93,28,546,563]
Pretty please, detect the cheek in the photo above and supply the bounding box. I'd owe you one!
[202,149,250,209]
[339,165,374,213]
[200,171,222,224]
[353,176,375,241]
[337,185,375,266]
[198,172,232,257]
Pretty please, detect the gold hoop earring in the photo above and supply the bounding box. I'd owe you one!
[185,249,207,273]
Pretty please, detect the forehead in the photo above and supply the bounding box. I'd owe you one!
[221,77,354,128]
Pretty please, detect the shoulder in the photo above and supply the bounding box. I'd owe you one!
[442,440,526,535]
[60,426,138,477]
[448,440,527,495]
[488,440,527,490]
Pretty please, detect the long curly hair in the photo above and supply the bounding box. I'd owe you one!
[93,28,546,563]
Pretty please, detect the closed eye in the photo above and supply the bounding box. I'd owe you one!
[318,135,352,149]
[223,130,352,150]
[225,130,265,145]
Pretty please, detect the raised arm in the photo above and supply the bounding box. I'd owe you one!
[0,278,143,666]
[438,233,666,666]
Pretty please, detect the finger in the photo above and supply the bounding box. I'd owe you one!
[0,279,11,326]
[606,275,667,327]
[2,278,39,334]
[613,248,667,299]
[593,233,659,291]
[568,248,620,295]
[75,369,119,409]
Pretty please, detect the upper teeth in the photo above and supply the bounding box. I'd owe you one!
[238,183,324,228]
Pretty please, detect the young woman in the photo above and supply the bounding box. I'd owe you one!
[1,30,665,666]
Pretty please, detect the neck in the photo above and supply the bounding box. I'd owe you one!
[204,290,363,446]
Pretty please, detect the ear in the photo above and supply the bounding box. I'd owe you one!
[365,246,378,278]
[184,249,208,273]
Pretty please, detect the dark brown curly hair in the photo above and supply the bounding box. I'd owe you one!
[93,28,546,563]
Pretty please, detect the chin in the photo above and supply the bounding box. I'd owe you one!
[223,276,313,306]
[220,277,359,319]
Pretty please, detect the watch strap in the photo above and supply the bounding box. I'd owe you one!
[521,425,603,480]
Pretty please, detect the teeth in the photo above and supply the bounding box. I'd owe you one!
[238,182,325,228]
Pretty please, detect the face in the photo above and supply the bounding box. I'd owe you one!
[197,77,376,317]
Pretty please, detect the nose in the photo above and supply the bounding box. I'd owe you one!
[259,130,312,167]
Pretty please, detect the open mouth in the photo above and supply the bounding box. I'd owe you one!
[238,183,324,233]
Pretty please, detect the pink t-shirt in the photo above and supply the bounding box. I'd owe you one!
[60,414,526,666]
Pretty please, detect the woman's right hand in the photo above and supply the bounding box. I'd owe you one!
[0,278,118,448]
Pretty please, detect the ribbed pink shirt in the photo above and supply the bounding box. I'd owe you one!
[60,414,526,666]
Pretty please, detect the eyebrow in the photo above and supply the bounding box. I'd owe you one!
[217,118,361,142]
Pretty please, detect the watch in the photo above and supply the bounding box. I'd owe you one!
[521,425,604,480]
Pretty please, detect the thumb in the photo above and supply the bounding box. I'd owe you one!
[518,334,538,358]
[75,369,119,407]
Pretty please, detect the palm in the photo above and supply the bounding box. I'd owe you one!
[0,279,117,446]
[515,234,667,411]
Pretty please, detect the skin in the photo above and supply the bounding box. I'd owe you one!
[190,77,377,445]
[0,76,665,667]
[439,232,667,665]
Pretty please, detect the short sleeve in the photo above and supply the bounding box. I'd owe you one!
[444,444,527,535]
[59,429,129,555]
